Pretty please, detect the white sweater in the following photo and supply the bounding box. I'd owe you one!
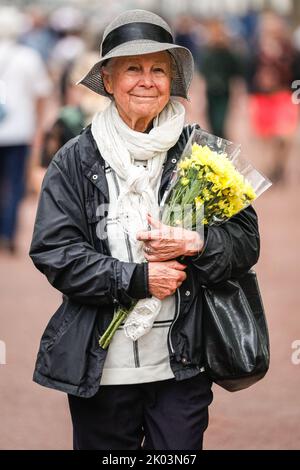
[100,159,175,385]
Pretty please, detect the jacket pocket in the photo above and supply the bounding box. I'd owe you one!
[39,301,80,353]
[38,302,98,387]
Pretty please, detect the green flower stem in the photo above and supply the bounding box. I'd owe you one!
[99,302,137,349]
[100,309,129,349]
[99,311,124,348]
[98,314,120,346]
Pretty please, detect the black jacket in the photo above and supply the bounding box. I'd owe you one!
[29,124,260,397]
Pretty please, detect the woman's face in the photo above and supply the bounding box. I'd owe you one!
[102,51,172,132]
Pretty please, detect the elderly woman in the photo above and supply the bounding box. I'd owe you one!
[30,10,259,450]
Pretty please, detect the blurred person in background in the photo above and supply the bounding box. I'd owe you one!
[0,6,52,254]
[41,51,109,168]
[29,9,259,450]
[20,6,58,63]
[293,22,300,52]
[174,15,203,70]
[247,12,300,183]
[239,7,259,47]
[199,20,243,138]
[49,6,86,105]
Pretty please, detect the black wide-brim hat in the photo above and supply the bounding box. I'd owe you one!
[77,9,194,100]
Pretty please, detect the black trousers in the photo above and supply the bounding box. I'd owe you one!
[67,373,213,450]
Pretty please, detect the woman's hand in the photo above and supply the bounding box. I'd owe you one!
[148,260,187,300]
[137,214,204,262]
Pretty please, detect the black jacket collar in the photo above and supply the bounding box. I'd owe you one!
[78,123,199,203]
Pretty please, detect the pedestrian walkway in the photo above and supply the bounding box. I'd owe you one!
[1,130,300,449]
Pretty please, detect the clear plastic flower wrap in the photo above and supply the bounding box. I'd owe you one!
[159,128,272,229]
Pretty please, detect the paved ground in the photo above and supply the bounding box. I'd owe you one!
[1,89,300,449]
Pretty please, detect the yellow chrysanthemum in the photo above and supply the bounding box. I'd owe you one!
[180,177,190,186]
[202,188,211,201]
[195,196,204,207]
[178,159,190,170]
[163,142,257,228]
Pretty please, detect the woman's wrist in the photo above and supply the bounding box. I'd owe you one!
[127,262,151,299]
[184,231,204,257]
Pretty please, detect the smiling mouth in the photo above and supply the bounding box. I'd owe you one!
[131,95,157,99]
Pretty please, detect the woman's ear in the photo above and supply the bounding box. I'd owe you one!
[102,69,113,95]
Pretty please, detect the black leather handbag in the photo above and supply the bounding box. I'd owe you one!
[202,270,270,392]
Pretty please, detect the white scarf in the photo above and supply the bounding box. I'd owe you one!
[92,99,185,341]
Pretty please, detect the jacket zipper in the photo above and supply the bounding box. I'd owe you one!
[168,289,181,355]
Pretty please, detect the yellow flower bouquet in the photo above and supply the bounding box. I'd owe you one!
[99,128,271,349]
[160,128,271,231]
